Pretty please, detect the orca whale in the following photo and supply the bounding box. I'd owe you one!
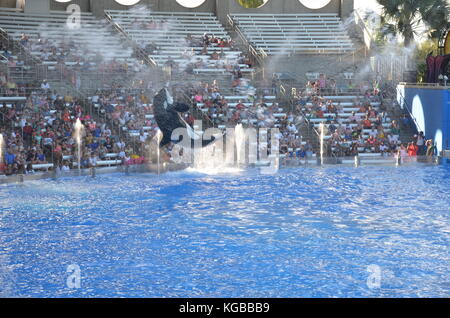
[153,88,216,148]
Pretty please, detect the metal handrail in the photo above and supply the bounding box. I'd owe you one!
[396,89,422,133]
[104,11,157,68]
[353,9,375,53]
[399,82,450,88]
[278,82,322,142]
[180,90,215,129]
[227,14,267,67]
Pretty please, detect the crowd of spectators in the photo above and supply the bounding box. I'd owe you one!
[161,33,252,77]
[291,74,436,159]
[0,85,147,176]
[184,76,315,162]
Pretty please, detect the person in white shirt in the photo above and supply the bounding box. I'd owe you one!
[388,134,398,144]
[118,150,126,160]
[41,80,50,91]
[116,140,125,150]
[211,91,221,101]
[287,123,298,134]
[89,153,98,167]
[416,131,425,155]
[103,127,111,137]
[139,132,147,143]
[43,137,53,146]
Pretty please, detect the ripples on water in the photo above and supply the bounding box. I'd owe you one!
[0,166,449,297]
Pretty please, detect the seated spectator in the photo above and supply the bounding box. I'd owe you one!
[362,117,372,129]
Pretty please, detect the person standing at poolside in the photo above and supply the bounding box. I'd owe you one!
[407,142,418,157]
[416,132,425,155]
[426,140,436,157]
[89,152,98,168]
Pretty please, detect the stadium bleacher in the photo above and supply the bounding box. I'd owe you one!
[0,8,137,68]
[229,13,355,55]
[106,10,254,74]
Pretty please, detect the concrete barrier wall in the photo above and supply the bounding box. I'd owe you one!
[0,0,353,19]
[51,0,91,12]
[0,163,189,184]
[0,0,18,9]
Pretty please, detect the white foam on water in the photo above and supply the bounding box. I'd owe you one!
[185,166,244,175]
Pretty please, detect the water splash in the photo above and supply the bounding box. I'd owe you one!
[155,129,163,175]
[181,125,248,175]
[319,123,325,166]
[73,119,85,172]
[235,124,246,168]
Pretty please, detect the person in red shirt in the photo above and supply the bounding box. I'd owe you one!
[186,114,195,126]
[407,142,418,157]
[363,117,372,129]
[366,135,377,148]
[236,100,245,110]
[23,123,33,146]
[62,110,71,122]
[53,143,63,167]
[204,99,213,109]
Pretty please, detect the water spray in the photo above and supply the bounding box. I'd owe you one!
[74,119,85,175]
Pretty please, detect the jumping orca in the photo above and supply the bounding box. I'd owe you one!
[153,88,215,148]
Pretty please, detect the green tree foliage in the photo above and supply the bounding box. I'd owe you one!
[415,40,438,82]
[376,0,449,47]
[237,0,265,9]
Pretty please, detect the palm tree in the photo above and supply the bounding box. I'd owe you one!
[376,0,449,47]
[237,0,265,9]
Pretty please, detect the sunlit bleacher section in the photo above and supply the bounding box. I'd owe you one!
[196,94,277,125]
[0,8,136,69]
[304,94,396,158]
[229,13,354,55]
[105,10,254,74]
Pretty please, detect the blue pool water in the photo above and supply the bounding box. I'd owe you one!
[0,166,449,298]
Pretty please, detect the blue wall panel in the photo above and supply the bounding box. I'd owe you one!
[397,86,450,156]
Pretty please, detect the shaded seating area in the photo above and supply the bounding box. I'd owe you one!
[0,8,138,70]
